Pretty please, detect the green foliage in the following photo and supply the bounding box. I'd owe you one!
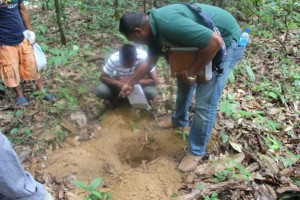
[220,86,285,134]
[229,60,256,83]
[220,132,228,144]
[5,110,34,145]
[131,122,137,132]
[264,135,282,151]
[176,128,188,141]
[10,128,19,135]
[7,126,33,145]
[57,130,67,142]
[203,191,219,200]
[14,110,23,118]
[277,62,300,102]
[43,45,79,67]
[53,86,79,111]
[196,183,206,190]
[78,85,90,96]
[0,82,5,91]
[72,177,111,200]
[233,163,251,180]
[291,176,300,186]
[245,65,255,82]
[253,79,286,103]
[171,192,178,198]
[213,162,250,184]
[213,168,233,183]
[274,150,300,168]
[228,0,299,39]
[253,115,281,132]
[219,93,240,119]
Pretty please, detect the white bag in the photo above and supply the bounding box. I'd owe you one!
[33,43,47,71]
[23,30,35,44]
[23,30,47,71]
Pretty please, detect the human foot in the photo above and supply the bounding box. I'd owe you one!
[16,96,29,106]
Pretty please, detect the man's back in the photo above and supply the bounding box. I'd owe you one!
[148,3,241,48]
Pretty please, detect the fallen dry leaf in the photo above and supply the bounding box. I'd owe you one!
[258,153,279,174]
[229,141,243,153]
[268,108,282,115]
[61,118,79,135]
[284,126,293,132]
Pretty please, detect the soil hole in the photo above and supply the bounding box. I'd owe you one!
[119,134,161,168]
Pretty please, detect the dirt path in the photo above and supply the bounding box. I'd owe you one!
[43,104,187,199]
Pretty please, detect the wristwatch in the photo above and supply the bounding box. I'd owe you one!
[185,71,197,81]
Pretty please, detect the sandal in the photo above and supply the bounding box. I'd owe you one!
[43,94,56,102]
[16,96,29,106]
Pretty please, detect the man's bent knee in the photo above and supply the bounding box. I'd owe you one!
[143,86,158,100]
[95,83,113,99]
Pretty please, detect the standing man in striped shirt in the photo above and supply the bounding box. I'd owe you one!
[95,44,158,103]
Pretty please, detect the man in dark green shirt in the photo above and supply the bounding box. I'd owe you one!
[119,3,245,172]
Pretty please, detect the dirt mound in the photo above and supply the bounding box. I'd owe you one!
[43,104,186,199]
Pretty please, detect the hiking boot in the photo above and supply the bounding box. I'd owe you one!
[178,153,202,173]
[157,118,176,129]
[157,118,190,133]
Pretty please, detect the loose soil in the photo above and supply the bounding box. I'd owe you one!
[43,103,187,200]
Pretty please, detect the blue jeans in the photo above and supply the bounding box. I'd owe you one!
[0,131,45,200]
[172,40,245,156]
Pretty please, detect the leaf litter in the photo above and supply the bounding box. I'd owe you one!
[0,2,299,200]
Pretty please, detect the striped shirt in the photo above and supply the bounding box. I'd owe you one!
[102,48,154,77]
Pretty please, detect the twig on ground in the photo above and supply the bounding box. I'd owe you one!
[146,156,161,166]
[176,178,246,200]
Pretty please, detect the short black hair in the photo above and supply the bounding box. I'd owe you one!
[119,12,144,35]
[119,44,137,61]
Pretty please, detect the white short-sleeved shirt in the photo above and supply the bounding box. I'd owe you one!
[102,48,154,77]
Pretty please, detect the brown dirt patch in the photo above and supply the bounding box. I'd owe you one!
[43,104,186,199]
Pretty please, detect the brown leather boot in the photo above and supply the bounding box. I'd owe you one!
[157,118,190,134]
[157,118,176,129]
[178,153,202,172]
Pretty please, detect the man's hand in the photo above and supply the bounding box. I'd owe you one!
[119,83,133,98]
[176,71,197,85]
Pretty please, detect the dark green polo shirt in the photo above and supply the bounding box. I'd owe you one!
[148,3,241,55]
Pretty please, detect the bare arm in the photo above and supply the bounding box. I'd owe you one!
[128,56,159,86]
[100,72,124,90]
[19,3,33,31]
[119,56,159,97]
[138,68,158,86]
[186,32,223,77]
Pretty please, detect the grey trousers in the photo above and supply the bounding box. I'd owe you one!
[0,131,45,200]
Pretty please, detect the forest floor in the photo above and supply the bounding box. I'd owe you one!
[0,1,299,200]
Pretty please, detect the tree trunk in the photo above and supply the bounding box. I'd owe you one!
[143,0,146,13]
[42,0,49,11]
[54,0,66,45]
[114,0,120,20]
[213,0,224,7]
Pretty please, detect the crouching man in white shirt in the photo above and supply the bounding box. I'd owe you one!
[95,44,158,103]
